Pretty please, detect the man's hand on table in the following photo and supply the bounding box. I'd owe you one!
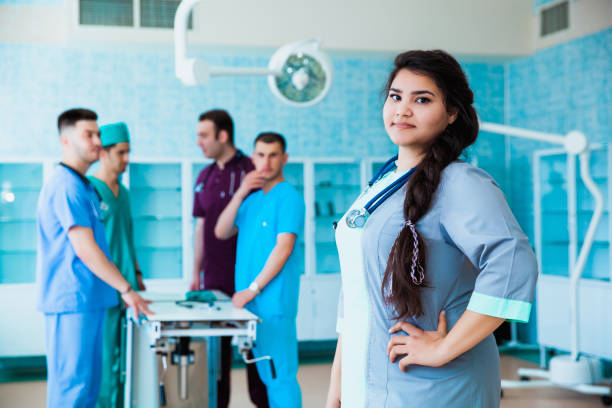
[232,289,257,309]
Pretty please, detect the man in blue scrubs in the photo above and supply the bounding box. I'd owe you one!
[215,132,305,408]
[190,109,268,408]
[36,108,152,408]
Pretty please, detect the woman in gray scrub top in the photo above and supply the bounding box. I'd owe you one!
[325,50,538,408]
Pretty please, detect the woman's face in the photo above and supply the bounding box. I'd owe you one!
[383,69,457,153]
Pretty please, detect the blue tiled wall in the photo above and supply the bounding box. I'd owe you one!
[506,27,611,343]
[3,28,609,348]
[0,44,505,169]
[507,27,611,239]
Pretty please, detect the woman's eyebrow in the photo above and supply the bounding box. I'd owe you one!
[389,88,435,96]
[411,90,435,96]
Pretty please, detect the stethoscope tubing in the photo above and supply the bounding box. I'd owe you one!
[342,156,416,229]
[364,156,415,215]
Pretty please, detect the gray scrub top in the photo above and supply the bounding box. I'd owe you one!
[335,161,538,407]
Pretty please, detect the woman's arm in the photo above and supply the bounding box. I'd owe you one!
[325,335,342,408]
[387,310,503,370]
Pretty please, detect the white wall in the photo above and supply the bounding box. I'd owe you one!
[0,4,67,45]
[0,0,534,55]
[188,0,534,55]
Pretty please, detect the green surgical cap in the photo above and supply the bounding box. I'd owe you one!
[100,122,130,147]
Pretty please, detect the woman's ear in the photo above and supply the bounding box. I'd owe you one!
[447,107,459,125]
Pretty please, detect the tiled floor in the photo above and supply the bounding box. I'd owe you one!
[0,355,607,407]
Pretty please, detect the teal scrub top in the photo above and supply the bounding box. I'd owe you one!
[234,182,305,319]
[88,176,139,297]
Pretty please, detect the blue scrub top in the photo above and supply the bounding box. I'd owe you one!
[36,164,118,313]
[234,182,305,319]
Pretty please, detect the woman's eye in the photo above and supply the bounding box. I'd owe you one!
[389,93,401,101]
[416,97,430,104]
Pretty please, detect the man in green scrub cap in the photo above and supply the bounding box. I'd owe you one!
[88,122,145,408]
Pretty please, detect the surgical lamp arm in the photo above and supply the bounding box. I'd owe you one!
[173,0,280,85]
[480,121,605,362]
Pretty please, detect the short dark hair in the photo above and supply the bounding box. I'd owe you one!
[198,109,234,145]
[57,108,97,133]
[254,132,286,153]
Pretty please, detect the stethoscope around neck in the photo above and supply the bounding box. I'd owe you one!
[339,156,416,229]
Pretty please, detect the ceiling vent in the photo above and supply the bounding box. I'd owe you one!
[79,0,192,29]
[540,1,570,37]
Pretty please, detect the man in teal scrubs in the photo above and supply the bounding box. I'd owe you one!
[215,132,305,408]
[37,109,152,408]
[88,122,145,408]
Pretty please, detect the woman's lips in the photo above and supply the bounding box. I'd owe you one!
[394,122,415,129]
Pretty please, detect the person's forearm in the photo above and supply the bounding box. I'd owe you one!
[74,240,130,292]
[439,310,504,364]
[252,238,294,289]
[193,218,204,276]
[214,193,244,239]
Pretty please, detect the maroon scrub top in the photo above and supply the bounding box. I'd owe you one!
[192,150,254,295]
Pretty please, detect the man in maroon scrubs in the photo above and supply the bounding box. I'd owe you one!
[191,109,269,408]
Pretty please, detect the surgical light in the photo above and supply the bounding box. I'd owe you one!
[174,0,333,107]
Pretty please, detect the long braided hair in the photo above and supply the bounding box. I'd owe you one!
[381,50,479,320]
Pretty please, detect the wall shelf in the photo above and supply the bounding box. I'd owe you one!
[0,218,36,223]
[534,145,611,358]
[133,215,182,221]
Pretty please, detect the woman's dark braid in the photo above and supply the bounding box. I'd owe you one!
[382,130,465,319]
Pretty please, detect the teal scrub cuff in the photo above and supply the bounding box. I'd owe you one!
[467,292,532,323]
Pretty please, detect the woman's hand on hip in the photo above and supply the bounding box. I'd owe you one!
[387,311,448,370]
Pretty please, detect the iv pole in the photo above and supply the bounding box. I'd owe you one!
[480,122,610,401]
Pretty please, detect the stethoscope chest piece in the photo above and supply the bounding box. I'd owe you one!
[346,208,368,229]
[343,156,416,230]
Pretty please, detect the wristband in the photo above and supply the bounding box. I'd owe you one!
[248,281,260,294]
[121,283,133,295]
